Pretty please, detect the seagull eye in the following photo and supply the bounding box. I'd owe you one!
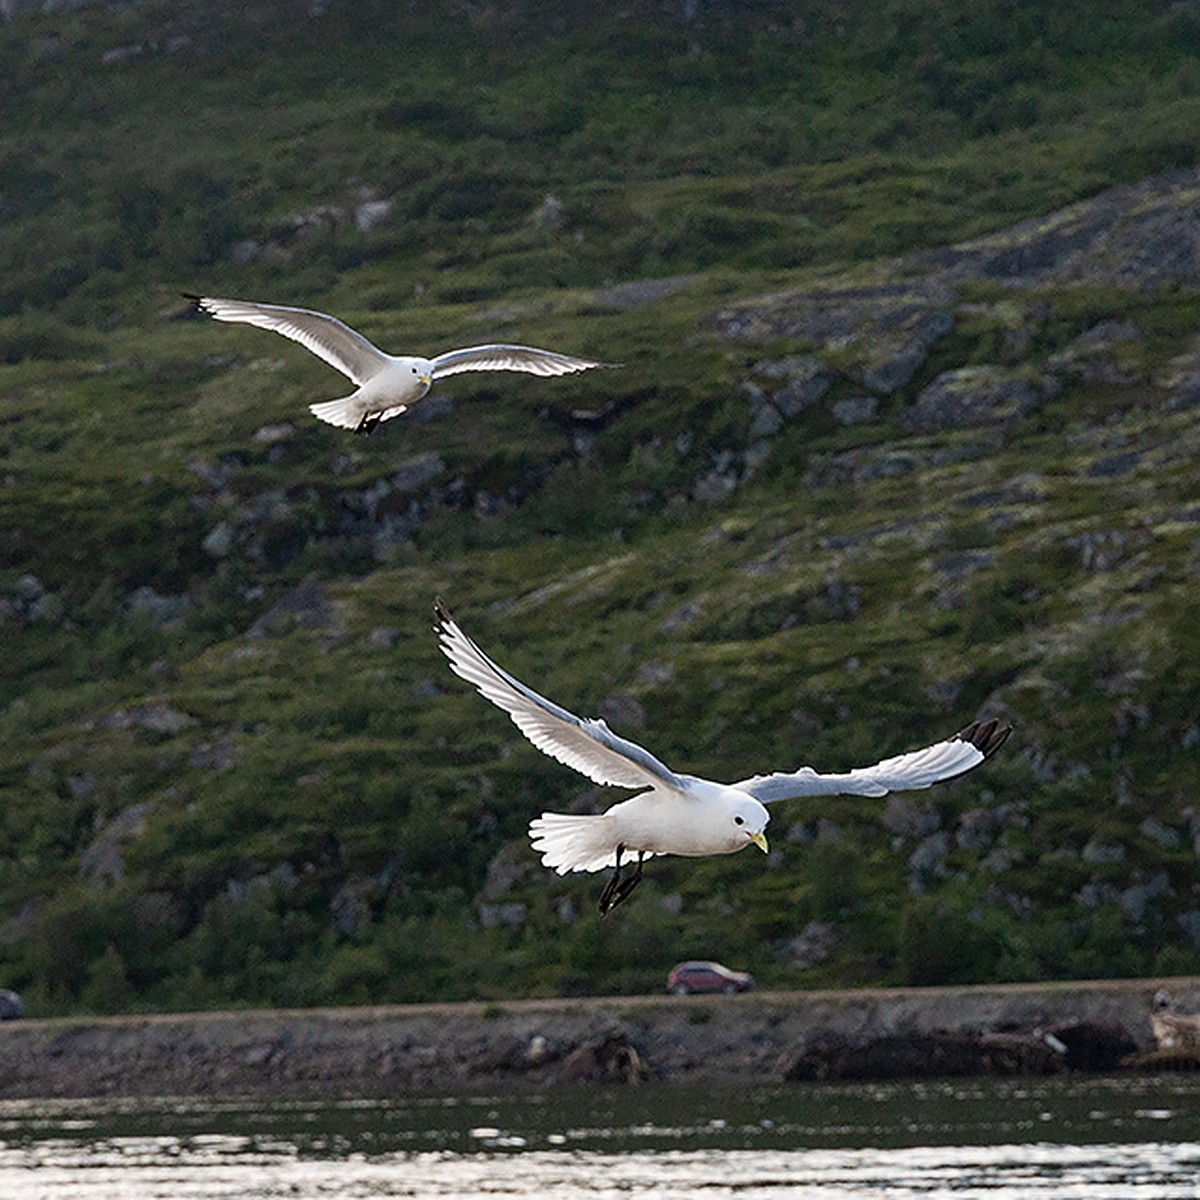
[734,816,745,826]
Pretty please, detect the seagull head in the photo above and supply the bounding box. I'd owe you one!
[406,357,434,394]
[731,796,770,854]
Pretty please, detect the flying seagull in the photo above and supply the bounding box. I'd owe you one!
[434,603,1011,915]
[185,294,612,434]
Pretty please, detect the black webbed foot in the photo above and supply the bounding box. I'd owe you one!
[355,412,383,436]
[598,846,645,917]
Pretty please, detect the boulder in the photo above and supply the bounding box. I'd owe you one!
[785,1029,1068,1081]
[562,1032,650,1084]
[904,365,1052,430]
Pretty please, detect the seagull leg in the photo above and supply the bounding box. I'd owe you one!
[355,412,382,436]
[598,846,645,917]
[598,844,627,916]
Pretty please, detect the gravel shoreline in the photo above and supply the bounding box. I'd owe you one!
[1,977,1196,1099]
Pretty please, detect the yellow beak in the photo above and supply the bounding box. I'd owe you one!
[419,373,432,387]
[749,830,769,854]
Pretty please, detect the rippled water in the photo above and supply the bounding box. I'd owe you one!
[3,1075,1200,1198]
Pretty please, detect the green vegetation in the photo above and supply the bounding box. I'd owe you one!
[1,0,1198,1014]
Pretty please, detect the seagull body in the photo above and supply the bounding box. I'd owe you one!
[434,603,1011,913]
[186,295,610,434]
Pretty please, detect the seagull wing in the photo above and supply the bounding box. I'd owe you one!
[187,295,390,386]
[435,602,682,792]
[431,344,610,380]
[736,720,1011,804]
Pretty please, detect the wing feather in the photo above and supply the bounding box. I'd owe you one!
[737,719,1011,804]
[431,344,610,380]
[434,603,681,792]
[187,295,390,386]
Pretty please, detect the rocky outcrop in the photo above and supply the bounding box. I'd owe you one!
[0,979,1190,1099]
[902,366,1058,431]
[714,168,1200,433]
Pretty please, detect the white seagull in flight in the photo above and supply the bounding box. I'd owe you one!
[186,295,612,434]
[435,603,1011,914]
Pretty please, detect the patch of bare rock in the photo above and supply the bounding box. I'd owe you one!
[1,979,1197,1099]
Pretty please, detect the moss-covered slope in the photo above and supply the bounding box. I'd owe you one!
[1,0,1198,1012]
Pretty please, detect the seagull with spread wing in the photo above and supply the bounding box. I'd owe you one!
[435,603,1011,914]
[185,295,612,434]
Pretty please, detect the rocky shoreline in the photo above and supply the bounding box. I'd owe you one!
[1,977,1197,1100]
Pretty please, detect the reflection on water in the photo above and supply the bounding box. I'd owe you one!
[2,1076,1200,1198]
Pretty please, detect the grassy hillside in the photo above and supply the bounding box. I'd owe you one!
[1,0,1199,1014]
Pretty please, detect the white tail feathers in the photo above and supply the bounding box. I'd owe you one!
[309,396,363,429]
[529,812,619,874]
[309,397,409,429]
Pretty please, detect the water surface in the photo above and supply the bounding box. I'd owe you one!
[3,1075,1199,1197]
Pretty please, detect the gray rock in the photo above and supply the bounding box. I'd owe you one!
[904,366,1049,431]
[202,522,235,558]
[692,467,738,502]
[923,169,1200,290]
[883,795,941,839]
[79,801,155,887]
[330,877,375,934]
[932,550,995,579]
[1120,872,1170,923]
[1141,818,1181,848]
[1075,880,1120,908]
[102,702,198,734]
[1064,530,1130,571]
[125,586,190,624]
[748,357,832,434]
[1178,911,1200,946]
[13,574,43,601]
[832,395,878,425]
[659,602,701,634]
[188,737,237,771]
[1168,370,1200,410]
[636,661,674,686]
[0,989,21,1021]
[956,807,1001,854]
[391,452,446,494]
[981,845,1019,874]
[482,842,533,902]
[252,422,296,444]
[592,274,700,310]
[753,354,823,382]
[355,200,393,232]
[28,592,63,622]
[748,390,784,437]
[777,921,839,969]
[1085,451,1142,479]
[229,239,261,265]
[247,577,341,638]
[1047,319,1142,382]
[1082,838,1126,865]
[478,902,526,928]
[288,204,348,233]
[66,773,97,799]
[529,194,563,229]
[907,832,949,889]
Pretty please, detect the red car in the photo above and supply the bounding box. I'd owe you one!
[667,960,755,995]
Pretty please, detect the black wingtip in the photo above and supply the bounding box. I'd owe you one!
[180,291,203,306]
[953,718,1013,760]
[433,598,453,630]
